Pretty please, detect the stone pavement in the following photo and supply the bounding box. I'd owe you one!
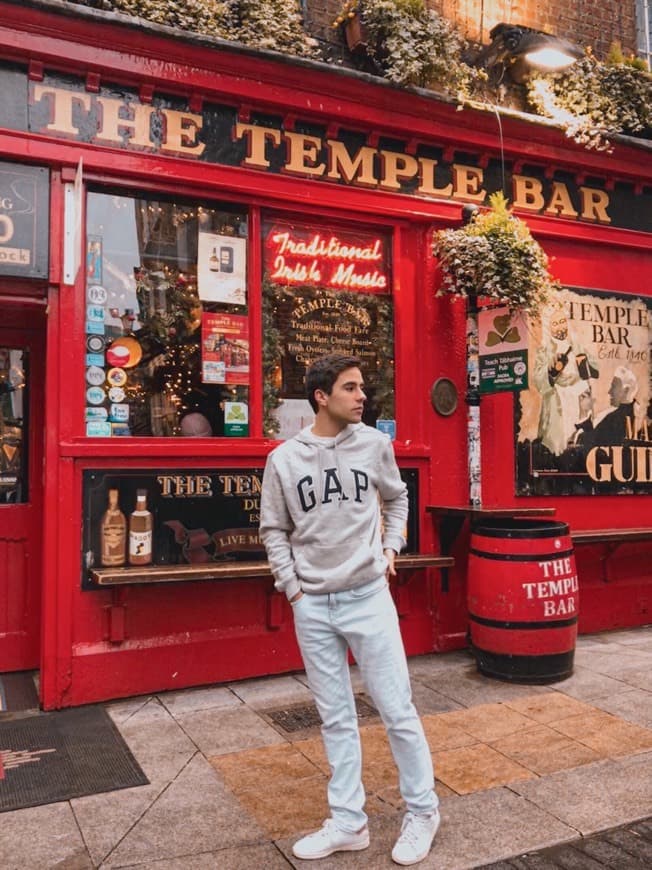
[1,625,651,869]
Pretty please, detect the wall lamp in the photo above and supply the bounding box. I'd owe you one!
[476,23,584,84]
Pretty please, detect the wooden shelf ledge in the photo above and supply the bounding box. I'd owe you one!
[571,528,652,545]
[426,505,556,518]
[89,553,454,587]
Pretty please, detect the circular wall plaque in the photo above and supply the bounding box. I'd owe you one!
[431,378,458,416]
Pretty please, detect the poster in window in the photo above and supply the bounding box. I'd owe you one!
[262,219,394,439]
[197,231,247,305]
[201,312,250,385]
[86,235,103,284]
[516,288,652,495]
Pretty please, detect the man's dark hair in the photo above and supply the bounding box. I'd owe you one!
[305,354,362,412]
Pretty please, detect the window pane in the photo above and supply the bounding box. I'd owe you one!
[85,192,249,437]
[262,217,395,439]
[636,0,652,63]
[0,347,27,503]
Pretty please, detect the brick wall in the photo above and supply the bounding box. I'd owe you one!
[304,0,349,57]
[314,0,638,60]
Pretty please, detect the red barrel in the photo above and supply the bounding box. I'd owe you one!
[468,519,578,683]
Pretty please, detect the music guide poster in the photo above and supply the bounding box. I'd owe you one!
[262,219,394,439]
[516,288,652,495]
[201,311,249,385]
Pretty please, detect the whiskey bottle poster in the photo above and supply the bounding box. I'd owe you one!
[197,231,247,305]
[82,467,265,589]
[82,467,418,588]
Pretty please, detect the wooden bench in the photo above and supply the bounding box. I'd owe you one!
[89,553,455,587]
[571,527,652,582]
[571,528,652,545]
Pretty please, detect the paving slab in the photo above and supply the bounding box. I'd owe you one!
[510,753,652,835]
[587,629,652,647]
[501,692,598,724]
[108,844,293,868]
[407,650,476,679]
[441,701,540,741]
[227,675,314,708]
[410,680,465,714]
[431,788,577,870]
[618,667,652,692]
[434,743,536,794]
[107,698,197,787]
[422,669,552,707]
[72,781,167,867]
[573,650,652,678]
[101,753,265,867]
[489,724,601,776]
[105,695,156,726]
[158,685,243,716]
[551,666,635,702]
[172,703,287,756]
[550,710,652,757]
[478,816,652,869]
[593,687,652,728]
[0,801,93,870]
[421,712,479,751]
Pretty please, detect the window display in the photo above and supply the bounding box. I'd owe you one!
[0,347,26,502]
[84,191,249,437]
[262,217,395,439]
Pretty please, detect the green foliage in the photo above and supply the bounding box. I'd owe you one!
[224,0,319,58]
[262,279,283,437]
[606,41,649,72]
[334,0,477,96]
[432,192,560,315]
[68,0,318,57]
[527,52,652,151]
[71,0,231,37]
[135,267,200,345]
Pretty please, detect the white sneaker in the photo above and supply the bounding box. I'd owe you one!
[292,818,370,860]
[391,810,440,866]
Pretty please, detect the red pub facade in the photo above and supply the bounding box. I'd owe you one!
[0,1,650,709]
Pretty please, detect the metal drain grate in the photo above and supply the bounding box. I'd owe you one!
[265,696,377,733]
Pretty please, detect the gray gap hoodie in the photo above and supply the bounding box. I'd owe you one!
[260,422,408,599]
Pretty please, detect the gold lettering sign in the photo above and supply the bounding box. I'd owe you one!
[585,445,652,484]
[157,475,214,497]
[31,84,205,157]
[29,81,615,224]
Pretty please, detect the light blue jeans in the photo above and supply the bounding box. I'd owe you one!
[292,574,438,832]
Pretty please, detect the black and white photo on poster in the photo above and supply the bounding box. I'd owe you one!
[197,231,247,305]
[516,288,652,495]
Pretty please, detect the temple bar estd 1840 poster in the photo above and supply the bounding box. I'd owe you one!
[516,288,652,495]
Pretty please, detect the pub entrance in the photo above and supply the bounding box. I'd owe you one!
[0,302,45,672]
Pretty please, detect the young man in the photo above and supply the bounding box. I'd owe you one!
[260,353,439,866]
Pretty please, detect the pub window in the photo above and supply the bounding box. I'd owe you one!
[84,191,249,437]
[262,215,395,439]
[636,0,652,68]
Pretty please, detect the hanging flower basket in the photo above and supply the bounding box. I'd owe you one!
[432,192,560,316]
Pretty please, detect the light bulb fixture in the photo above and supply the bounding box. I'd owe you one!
[476,22,583,84]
